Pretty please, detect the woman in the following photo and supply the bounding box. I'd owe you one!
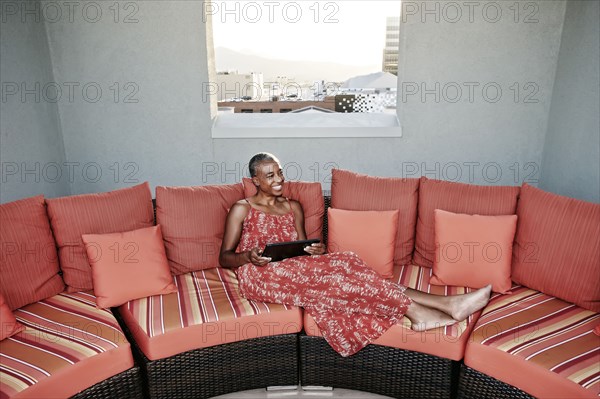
[220,153,491,357]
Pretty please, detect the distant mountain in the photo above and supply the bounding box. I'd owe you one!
[215,47,380,85]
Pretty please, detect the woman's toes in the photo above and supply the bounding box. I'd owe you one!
[451,285,492,321]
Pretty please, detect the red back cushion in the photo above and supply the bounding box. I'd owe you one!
[330,169,419,265]
[327,208,399,278]
[0,293,25,340]
[512,184,600,312]
[431,209,517,293]
[414,177,520,268]
[156,184,245,275]
[242,178,324,241]
[0,195,65,310]
[46,183,154,292]
[82,225,177,308]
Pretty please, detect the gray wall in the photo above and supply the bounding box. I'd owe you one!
[43,1,215,194]
[45,0,566,194]
[0,0,69,203]
[4,0,596,203]
[213,1,567,189]
[539,0,600,203]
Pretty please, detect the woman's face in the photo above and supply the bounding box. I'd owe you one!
[253,161,285,196]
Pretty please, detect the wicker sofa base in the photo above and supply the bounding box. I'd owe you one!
[70,366,144,399]
[457,365,534,399]
[133,334,299,399]
[300,335,458,399]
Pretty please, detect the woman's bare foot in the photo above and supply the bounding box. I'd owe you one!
[448,284,492,322]
[406,302,458,332]
[402,284,492,331]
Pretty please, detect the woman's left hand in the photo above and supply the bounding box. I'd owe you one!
[304,242,326,256]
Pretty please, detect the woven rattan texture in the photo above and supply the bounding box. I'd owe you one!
[322,195,331,245]
[130,332,299,399]
[300,335,455,399]
[457,365,534,399]
[144,334,298,399]
[70,366,144,399]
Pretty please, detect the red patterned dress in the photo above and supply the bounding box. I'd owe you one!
[235,204,412,357]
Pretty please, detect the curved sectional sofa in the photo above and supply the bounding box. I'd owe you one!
[1,168,598,399]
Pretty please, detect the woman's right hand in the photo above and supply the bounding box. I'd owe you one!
[248,247,271,266]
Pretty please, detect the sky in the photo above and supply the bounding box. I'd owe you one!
[211,1,401,67]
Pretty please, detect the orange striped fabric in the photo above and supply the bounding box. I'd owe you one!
[413,177,520,268]
[0,292,133,398]
[0,195,65,310]
[512,184,600,312]
[393,264,477,337]
[156,185,245,275]
[331,169,420,266]
[0,294,24,341]
[46,183,154,292]
[119,267,303,360]
[467,286,600,396]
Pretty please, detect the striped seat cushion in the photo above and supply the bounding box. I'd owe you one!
[119,267,303,361]
[304,264,480,360]
[465,286,600,399]
[0,292,134,399]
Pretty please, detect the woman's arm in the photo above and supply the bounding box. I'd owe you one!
[290,200,325,255]
[219,202,271,268]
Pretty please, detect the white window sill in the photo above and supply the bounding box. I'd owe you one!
[211,113,402,138]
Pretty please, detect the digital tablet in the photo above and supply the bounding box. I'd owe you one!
[262,239,320,262]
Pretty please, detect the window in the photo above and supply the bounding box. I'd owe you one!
[207,1,402,137]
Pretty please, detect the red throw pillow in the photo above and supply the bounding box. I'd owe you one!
[414,177,520,268]
[242,178,324,241]
[512,184,600,312]
[331,169,419,266]
[46,183,154,292]
[327,208,399,278]
[156,184,245,275]
[0,195,65,310]
[82,225,177,308]
[431,209,517,293]
[0,293,25,340]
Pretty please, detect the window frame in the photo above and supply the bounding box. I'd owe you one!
[205,1,403,139]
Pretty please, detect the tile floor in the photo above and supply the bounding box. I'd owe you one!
[213,386,392,398]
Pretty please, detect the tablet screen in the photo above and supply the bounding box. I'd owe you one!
[262,239,320,262]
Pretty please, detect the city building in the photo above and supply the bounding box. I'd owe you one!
[215,71,264,101]
[219,73,398,114]
[382,16,400,76]
[218,97,336,113]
